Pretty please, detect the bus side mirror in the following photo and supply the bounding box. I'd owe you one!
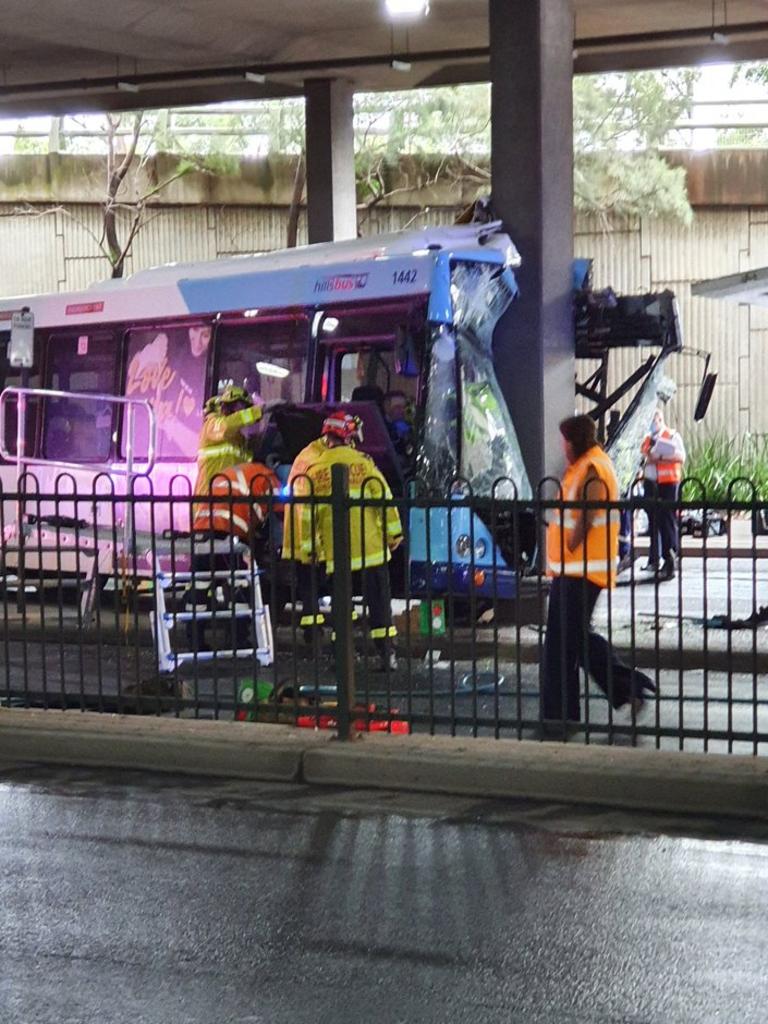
[9,307,34,369]
[694,372,717,421]
[395,327,420,378]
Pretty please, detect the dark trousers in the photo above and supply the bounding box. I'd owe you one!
[618,507,633,560]
[354,563,394,651]
[319,563,394,654]
[542,576,652,722]
[294,562,327,627]
[644,481,679,565]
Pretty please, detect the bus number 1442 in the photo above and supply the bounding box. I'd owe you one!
[393,269,418,285]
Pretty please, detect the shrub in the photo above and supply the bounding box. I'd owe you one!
[683,434,768,502]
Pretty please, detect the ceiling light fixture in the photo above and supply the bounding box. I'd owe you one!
[244,71,266,84]
[385,0,429,21]
[116,80,140,93]
[256,361,290,378]
[390,59,412,72]
[710,0,729,44]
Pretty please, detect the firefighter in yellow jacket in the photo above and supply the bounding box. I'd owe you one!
[194,385,264,498]
[283,435,329,637]
[185,385,263,652]
[283,436,327,565]
[299,413,403,671]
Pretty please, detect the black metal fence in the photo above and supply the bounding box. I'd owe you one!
[1,469,767,755]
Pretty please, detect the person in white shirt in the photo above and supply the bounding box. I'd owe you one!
[641,408,686,581]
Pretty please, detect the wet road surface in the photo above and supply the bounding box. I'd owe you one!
[0,765,766,1023]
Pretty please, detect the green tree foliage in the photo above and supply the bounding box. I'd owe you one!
[717,64,768,148]
[351,72,695,221]
[353,85,490,212]
[98,112,241,276]
[573,71,695,222]
[12,130,47,155]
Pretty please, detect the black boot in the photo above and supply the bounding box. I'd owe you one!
[656,558,676,581]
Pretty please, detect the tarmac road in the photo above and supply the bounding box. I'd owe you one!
[0,765,766,1024]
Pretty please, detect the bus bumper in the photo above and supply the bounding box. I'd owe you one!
[409,560,518,600]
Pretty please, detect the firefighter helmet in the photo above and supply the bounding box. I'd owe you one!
[203,395,221,416]
[322,412,363,444]
[219,384,252,408]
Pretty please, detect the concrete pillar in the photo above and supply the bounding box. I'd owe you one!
[304,78,357,243]
[489,0,575,485]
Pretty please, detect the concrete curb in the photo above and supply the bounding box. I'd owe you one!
[304,734,768,820]
[0,710,329,781]
[0,709,766,821]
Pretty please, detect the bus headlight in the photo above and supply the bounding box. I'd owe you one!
[456,535,487,560]
[455,534,471,558]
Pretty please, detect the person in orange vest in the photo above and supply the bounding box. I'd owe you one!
[543,415,655,731]
[193,462,280,544]
[299,412,403,672]
[641,407,686,581]
[186,460,280,652]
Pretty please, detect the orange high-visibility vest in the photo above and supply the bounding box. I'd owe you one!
[547,445,620,589]
[192,462,280,541]
[654,428,683,485]
[642,428,684,485]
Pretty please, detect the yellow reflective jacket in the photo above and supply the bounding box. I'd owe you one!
[299,444,403,573]
[282,437,327,564]
[193,405,262,497]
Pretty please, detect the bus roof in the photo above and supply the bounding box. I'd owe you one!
[0,223,519,330]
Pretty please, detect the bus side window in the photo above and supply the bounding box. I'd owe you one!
[0,330,41,461]
[338,352,362,401]
[43,332,117,463]
[215,320,308,407]
[335,348,418,413]
[124,324,210,461]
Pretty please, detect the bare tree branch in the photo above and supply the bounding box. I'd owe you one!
[286,152,305,248]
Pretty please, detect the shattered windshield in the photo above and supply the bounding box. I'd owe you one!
[417,323,459,492]
[606,358,674,494]
[417,260,532,499]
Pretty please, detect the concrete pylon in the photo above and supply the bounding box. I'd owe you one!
[489,0,575,484]
[304,78,357,244]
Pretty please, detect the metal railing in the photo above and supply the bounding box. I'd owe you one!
[0,468,766,756]
[0,386,156,561]
[0,387,157,480]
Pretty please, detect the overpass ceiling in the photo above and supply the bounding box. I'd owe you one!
[1,1,768,115]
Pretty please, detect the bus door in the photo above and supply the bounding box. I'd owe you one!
[43,330,119,468]
[314,301,426,495]
[0,328,42,472]
[0,328,123,535]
